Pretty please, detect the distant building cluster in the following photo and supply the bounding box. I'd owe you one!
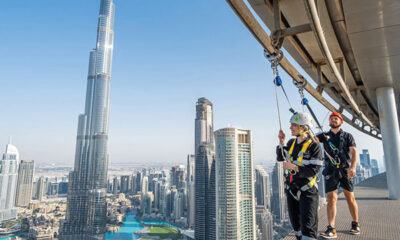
[355,149,380,184]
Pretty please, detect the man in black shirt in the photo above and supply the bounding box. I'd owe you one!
[317,112,360,239]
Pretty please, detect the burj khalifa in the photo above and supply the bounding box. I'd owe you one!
[59,0,115,239]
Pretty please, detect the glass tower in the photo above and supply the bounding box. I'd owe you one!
[0,142,19,223]
[255,165,270,211]
[186,154,195,228]
[271,162,287,223]
[215,127,256,240]
[59,0,115,239]
[194,98,216,240]
[15,160,35,207]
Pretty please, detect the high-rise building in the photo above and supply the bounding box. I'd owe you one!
[15,160,35,207]
[0,142,19,222]
[141,176,149,195]
[112,177,119,195]
[136,171,142,193]
[255,165,271,210]
[154,180,162,211]
[120,175,130,193]
[34,177,46,202]
[130,175,137,194]
[195,97,214,155]
[160,186,171,218]
[371,159,380,176]
[186,154,195,229]
[106,179,112,193]
[59,0,116,238]
[255,206,274,240]
[359,149,371,169]
[215,127,256,240]
[171,165,185,189]
[271,162,287,223]
[141,192,153,215]
[49,182,59,196]
[173,189,185,220]
[195,143,216,240]
[194,98,216,240]
[59,182,69,195]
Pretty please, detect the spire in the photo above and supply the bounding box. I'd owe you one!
[8,136,12,144]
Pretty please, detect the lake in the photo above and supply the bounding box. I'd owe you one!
[105,214,143,240]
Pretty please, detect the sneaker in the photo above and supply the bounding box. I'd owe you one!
[295,236,302,240]
[320,225,337,239]
[350,221,360,235]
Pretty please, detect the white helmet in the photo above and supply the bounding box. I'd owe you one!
[290,112,314,129]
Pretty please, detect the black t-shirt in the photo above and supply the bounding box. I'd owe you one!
[317,129,356,167]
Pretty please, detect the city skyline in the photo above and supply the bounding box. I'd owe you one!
[0,0,385,170]
[0,1,392,239]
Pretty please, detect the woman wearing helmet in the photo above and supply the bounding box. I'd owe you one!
[277,112,323,240]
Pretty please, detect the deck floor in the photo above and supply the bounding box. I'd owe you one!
[284,173,400,240]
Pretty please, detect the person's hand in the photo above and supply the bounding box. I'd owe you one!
[278,130,286,144]
[347,166,356,178]
[283,162,298,172]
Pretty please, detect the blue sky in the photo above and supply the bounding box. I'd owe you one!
[0,0,384,170]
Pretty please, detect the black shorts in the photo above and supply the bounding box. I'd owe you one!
[324,173,354,193]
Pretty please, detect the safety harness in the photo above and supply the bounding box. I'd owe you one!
[325,130,346,169]
[285,139,319,201]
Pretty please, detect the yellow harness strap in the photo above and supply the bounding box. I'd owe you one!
[288,140,296,163]
[287,139,317,189]
[308,175,317,187]
[297,139,312,164]
[288,139,312,164]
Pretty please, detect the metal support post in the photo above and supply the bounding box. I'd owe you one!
[376,87,400,200]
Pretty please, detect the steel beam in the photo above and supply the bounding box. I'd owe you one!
[226,0,381,139]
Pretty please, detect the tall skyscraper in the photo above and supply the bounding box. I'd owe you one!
[15,160,35,207]
[195,143,216,240]
[0,142,19,223]
[371,159,380,176]
[271,162,287,223]
[255,206,274,240]
[141,176,149,195]
[136,171,142,193]
[195,98,214,155]
[112,177,119,195]
[120,175,130,193]
[59,0,116,239]
[153,180,162,211]
[255,165,271,210]
[215,127,256,240]
[194,98,216,240]
[173,189,185,220]
[359,149,371,169]
[34,176,46,202]
[186,154,195,229]
[141,192,153,215]
[130,175,137,194]
[171,165,185,189]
